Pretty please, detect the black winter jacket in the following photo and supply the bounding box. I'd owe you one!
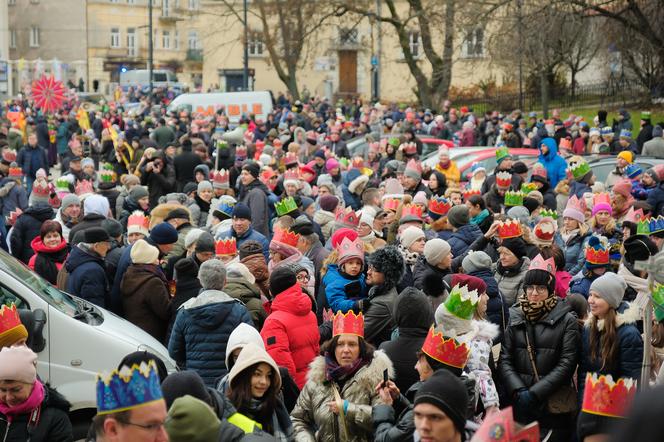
[447,224,483,258]
[412,257,450,297]
[173,150,203,191]
[10,204,55,264]
[68,213,107,245]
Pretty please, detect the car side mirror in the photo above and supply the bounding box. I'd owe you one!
[18,308,47,353]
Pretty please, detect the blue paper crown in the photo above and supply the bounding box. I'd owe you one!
[217,201,235,217]
[600,127,613,136]
[625,163,642,179]
[620,129,632,138]
[96,361,163,415]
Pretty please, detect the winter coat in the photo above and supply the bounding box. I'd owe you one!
[120,264,171,343]
[291,351,393,442]
[0,383,73,442]
[17,144,48,179]
[578,302,643,400]
[324,139,350,158]
[219,227,270,262]
[493,257,530,307]
[238,179,271,237]
[241,253,270,297]
[466,268,509,341]
[28,236,68,284]
[10,204,54,263]
[464,320,500,410]
[569,180,592,199]
[260,283,320,389]
[647,181,664,216]
[499,301,580,424]
[559,230,589,275]
[313,210,335,242]
[65,244,109,308]
[224,277,268,330]
[642,136,664,158]
[173,150,203,191]
[168,289,253,386]
[341,169,365,211]
[141,162,176,209]
[412,256,450,298]
[364,284,398,347]
[569,271,594,299]
[447,224,483,258]
[323,264,367,314]
[68,213,107,245]
[538,138,568,188]
[0,177,28,220]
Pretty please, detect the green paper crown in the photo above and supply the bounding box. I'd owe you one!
[637,216,664,235]
[570,161,591,180]
[504,190,524,207]
[55,177,70,190]
[388,137,400,147]
[642,111,652,120]
[521,183,538,194]
[496,146,510,162]
[444,284,479,320]
[654,283,664,322]
[339,157,350,168]
[539,209,558,220]
[275,196,298,216]
[100,172,113,183]
[102,163,114,171]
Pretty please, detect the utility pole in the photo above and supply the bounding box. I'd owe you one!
[148,0,154,100]
[376,0,382,103]
[517,0,523,110]
[243,0,249,91]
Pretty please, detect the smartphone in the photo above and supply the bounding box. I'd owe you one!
[383,369,388,386]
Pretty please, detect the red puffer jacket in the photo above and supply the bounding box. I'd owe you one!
[260,283,320,389]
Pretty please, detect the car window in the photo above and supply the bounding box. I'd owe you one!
[422,143,439,158]
[591,163,616,183]
[0,285,28,310]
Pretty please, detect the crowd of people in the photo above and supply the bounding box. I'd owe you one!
[1,91,664,442]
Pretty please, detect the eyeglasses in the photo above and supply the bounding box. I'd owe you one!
[297,274,310,282]
[120,418,169,433]
[525,285,548,294]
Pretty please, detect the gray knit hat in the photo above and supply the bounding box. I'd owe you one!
[197,180,213,193]
[447,205,469,228]
[423,238,451,266]
[462,251,492,274]
[589,272,627,309]
[61,193,81,210]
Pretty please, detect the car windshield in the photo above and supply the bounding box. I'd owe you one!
[153,73,168,82]
[0,249,78,317]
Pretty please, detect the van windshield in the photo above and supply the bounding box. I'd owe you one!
[153,73,168,82]
[0,249,78,317]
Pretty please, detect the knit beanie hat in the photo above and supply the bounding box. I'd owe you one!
[613,179,633,200]
[161,370,210,409]
[232,202,252,220]
[507,206,530,226]
[0,305,28,349]
[269,266,297,297]
[462,251,492,274]
[319,195,339,212]
[239,240,264,260]
[400,226,425,249]
[227,262,256,285]
[617,151,634,164]
[644,168,661,184]
[403,167,422,181]
[165,395,221,442]
[623,234,658,265]
[589,272,627,309]
[61,193,81,210]
[414,369,468,436]
[326,158,340,172]
[101,218,123,239]
[242,161,261,179]
[197,180,213,193]
[184,228,205,249]
[501,237,527,259]
[130,239,159,264]
[84,194,110,217]
[149,222,179,244]
[195,232,216,254]
[423,238,451,266]
[413,191,428,207]
[523,196,540,214]
[0,345,38,383]
[129,185,149,201]
[183,182,198,195]
[447,205,469,228]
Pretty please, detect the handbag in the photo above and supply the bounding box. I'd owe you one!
[524,323,577,414]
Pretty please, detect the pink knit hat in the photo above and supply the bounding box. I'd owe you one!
[612,179,633,200]
[0,345,38,383]
[325,158,340,172]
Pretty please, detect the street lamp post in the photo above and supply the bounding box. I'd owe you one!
[517,0,523,111]
[148,0,154,100]
[243,0,249,91]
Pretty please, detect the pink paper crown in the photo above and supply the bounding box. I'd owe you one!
[75,180,94,196]
[336,207,359,228]
[337,236,364,264]
[32,181,50,197]
[624,206,644,225]
[405,158,422,174]
[529,254,556,275]
[212,169,230,185]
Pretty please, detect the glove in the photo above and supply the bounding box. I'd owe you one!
[360,298,371,312]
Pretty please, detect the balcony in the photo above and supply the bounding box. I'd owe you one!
[186,49,203,62]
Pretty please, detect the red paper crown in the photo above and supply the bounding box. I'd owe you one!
[261,168,276,182]
[351,157,364,169]
[496,171,512,188]
[533,219,556,242]
[32,181,50,197]
[421,327,470,369]
[272,227,300,248]
[462,189,481,200]
[497,220,522,239]
[6,208,22,226]
[581,373,637,418]
[470,407,540,442]
[0,304,25,336]
[2,149,17,163]
[243,129,254,143]
[215,238,237,256]
[336,207,360,228]
[235,145,248,158]
[8,166,22,177]
[332,310,364,337]
[75,180,94,196]
[127,211,149,231]
[401,142,417,155]
[401,204,424,220]
[383,198,401,212]
[529,254,556,275]
[283,169,300,182]
[428,197,453,216]
[212,169,230,186]
[586,246,609,264]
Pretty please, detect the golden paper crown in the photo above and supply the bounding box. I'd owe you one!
[333,310,364,337]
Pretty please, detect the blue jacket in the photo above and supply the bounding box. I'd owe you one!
[341,168,363,211]
[0,178,28,220]
[323,264,366,313]
[466,268,509,341]
[168,289,253,387]
[578,302,643,400]
[538,138,568,188]
[647,182,664,216]
[447,224,482,258]
[218,227,269,262]
[569,271,597,299]
[65,244,109,308]
[558,231,589,276]
[16,144,48,179]
[569,180,592,199]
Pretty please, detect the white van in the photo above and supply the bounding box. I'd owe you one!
[167,91,273,123]
[0,249,176,438]
[120,69,183,93]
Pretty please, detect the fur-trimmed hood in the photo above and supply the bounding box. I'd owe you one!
[584,301,640,331]
[306,349,394,389]
[470,319,500,342]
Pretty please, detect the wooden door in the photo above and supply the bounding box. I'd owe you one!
[338,50,357,94]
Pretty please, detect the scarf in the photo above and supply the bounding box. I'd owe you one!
[519,292,558,323]
[560,228,579,244]
[360,231,376,244]
[325,353,367,384]
[0,380,45,423]
[496,259,524,277]
[470,209,490,226]
[195,194,211,214]
[398,244,420,267]
[34,243,69,285]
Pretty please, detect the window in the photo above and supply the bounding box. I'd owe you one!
[162,0,170,17]
[127,28,136,56]
[29,26,40,47]
[187,30,199,50]
[127,0,136,4]
[188,0,199,9]
[30,0,39,3]
[9,30,16,48]
[8,0,16,5]
[339,27,358,45]
[110,28,120,48]
[174,30,179,49]
[408,31,421,58]
[248,31,264,56]
[462,27,484,58]
[110,0,119,3]
[162,30,170,49]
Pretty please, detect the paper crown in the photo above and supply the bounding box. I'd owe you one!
[333,310,364,337]
[496,146,511,162]
[0,304,27,338]
[274,196,298,216]
[653,283,664,322]
[504,190,524,207]
[529,254,556,275]
[283,169,300,183]
[2,149,17,163]
[637,215,664,235]
[462,189,481,200]
[470,407,540,442]
[96,360,164,415]
[99,170,115,183]
[401,204,424,221]
[388,137,400,147]
[215,199,236,218]
[497,219,522,239]
[127,211,149,235]
[533,219,556,243]
[539,208,558,220]
[401,142,418,155]
[6,208,22,226]
[215,238,237,256]
[421,327,470,369]
[566,194,587,213]
[8,165,23,177]
[336,207,360,228]
[337,236,364,263]
[75,180,94,196]
[496,171,512,188]
[623,206,644,225]
[351,157,364,169]
[212,169,230,186]
[570,160,591,180]
[32,181,50,197]
[520,183,538,194]
[235,145,248,158]
[272,227,300,248]
[383,198,401,212]
[55,176,71,191]
[585,235,610,265]
[581,373,637,418]
[444,284,479,320]
[405,158,422,175]
[260,168,276,182]
[593,192,611,207]
[428,197,453,217]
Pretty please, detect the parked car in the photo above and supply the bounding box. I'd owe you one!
[0,248,176,439]
[347,133,455,159]
[585,155,664,184]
